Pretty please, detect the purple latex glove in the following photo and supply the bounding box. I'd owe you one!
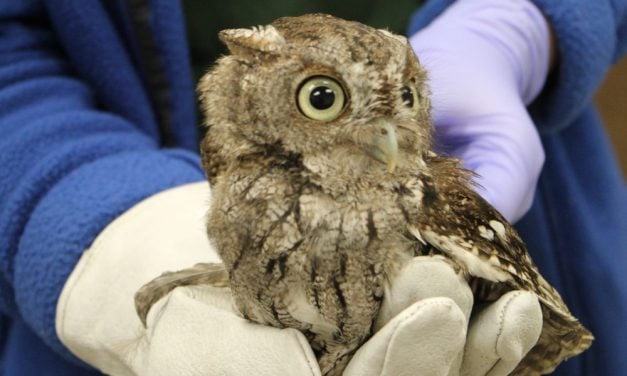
[410,0,551,222]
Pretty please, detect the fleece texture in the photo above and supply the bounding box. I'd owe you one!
[0,0,203,373]
[409,1,627,375]
[0,0,624,374]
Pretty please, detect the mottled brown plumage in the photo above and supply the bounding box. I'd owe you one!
[135,14,592,375]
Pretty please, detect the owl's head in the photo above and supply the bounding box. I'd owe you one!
[199,14,432,181]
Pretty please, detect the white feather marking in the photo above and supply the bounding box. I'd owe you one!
[413,227,511,282]
[489,220,506,239]
[409,224,426,244]
[478,225,494,241]
[489,254,501,266]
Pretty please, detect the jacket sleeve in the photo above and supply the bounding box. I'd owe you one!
[0,1,204,360]
[408,0,627,132]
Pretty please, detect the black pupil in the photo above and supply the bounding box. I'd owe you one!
[310,86,335,110]
[401,86,414,107]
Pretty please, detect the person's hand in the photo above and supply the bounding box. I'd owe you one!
[56,182,320,376]
[132,285,323,375]
[123,257,542,376]
[345,256,543,376]
[409,0,552,222]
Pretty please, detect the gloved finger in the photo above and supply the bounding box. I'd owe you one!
[461,290,543,376]
[142,285,321,376]
[448,109,545,223]
[344,297,467,376]
[375,255,473,330]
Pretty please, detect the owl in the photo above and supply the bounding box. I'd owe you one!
[135,14,592,376]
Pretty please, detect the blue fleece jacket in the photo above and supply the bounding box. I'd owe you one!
[0,0,625,375]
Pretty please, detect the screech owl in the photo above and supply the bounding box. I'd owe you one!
[135,14,592,375]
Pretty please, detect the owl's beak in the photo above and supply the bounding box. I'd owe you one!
[369,122,398,173]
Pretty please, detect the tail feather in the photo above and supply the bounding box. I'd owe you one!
[513,304,593,375]
[134,263,229,327]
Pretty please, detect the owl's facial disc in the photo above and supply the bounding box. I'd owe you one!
[368,121,398,173]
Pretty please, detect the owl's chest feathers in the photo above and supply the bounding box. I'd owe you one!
[218,153,424,272]
[216,155,422,345]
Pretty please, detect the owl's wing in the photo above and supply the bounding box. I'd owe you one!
[404,156,593,374]
[134,263,229,327]
[406,156,565,311]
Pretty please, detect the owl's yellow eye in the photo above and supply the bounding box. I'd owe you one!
[297,76,346,121]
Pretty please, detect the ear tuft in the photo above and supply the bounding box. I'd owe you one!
[377,28,408,45]
[219,25,286,56]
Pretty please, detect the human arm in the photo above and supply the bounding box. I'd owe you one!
[0,0,203,362]
[407,0,551,222]
[409,0,627,133]
[407,0,627,223]
[56,183,323,375]
[408,0,627,222]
